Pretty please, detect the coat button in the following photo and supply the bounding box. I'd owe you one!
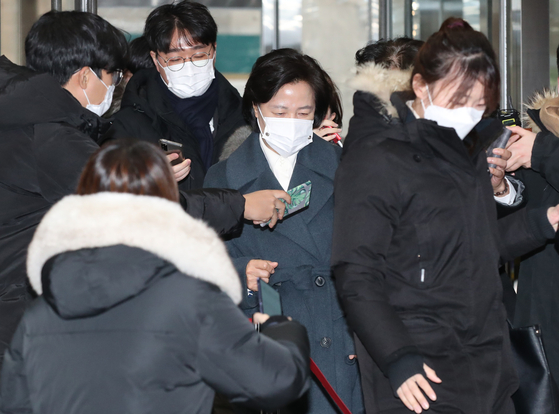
[413,154,421,162]
[320,337,332,348]
[345,355,357,365]
[315,276,325,287]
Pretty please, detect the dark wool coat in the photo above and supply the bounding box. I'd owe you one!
[0,193,310,414]
[514,90,559,387]
[105,68,250,190]
[331,92,553,414]
[0,57,247,372]
[204,134,364,414]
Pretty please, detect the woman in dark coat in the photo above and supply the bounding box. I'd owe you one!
[0,140,311,414]
[331,19,559,414]
[204,49,363,414]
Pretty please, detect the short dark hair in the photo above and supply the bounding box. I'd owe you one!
[144,1,217,53]
[128,36,154,74]
[77,139,179,202]
[356,37,424,70]
[243,48,333,131]
[556,43,559,74]
[25,11,128,85]
[412,17,500,114]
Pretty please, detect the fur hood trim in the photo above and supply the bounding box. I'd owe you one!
[349,62,413,118]
[26,192,242,304]
[524,89,559,133]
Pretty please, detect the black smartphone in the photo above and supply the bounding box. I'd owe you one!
[486,128,512,172]
[159,139,185,166]
[257,279,282,316]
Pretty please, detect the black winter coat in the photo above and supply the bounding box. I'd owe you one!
[0,56,246,371]
[0,56,105,367]
[514,91,559,386]
[105,68,249,190]
[331,93,553,414]
[0,193,310,414]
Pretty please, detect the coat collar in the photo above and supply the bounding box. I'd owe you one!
[349,62,413,119]
[224,133,340,259]
[27,192,242,304]
[524,89,559,134]
[389,91,503,175]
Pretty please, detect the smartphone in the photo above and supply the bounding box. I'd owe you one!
[159,139,185,166]
[486,128,512,171]
[257,278,282,316]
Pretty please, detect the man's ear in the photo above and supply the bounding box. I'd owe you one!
[412,73,427,101]
[150,51,158,67]
[64,67,90,90]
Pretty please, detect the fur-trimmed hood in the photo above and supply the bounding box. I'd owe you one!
[27,192,242,314]
[524,89,559,135]
[349,62,413,118]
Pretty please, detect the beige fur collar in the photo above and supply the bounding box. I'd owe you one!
[26,192,242,304]
[349,62,413,118]
[523,89,559,133]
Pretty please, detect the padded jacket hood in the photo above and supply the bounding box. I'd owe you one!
[27,192,242,319]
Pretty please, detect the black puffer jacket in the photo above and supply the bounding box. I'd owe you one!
[105,68,250,189]
[0,193,310,414]
[332,92,553,413]
[0,56,246,371]
[0,56,106,366]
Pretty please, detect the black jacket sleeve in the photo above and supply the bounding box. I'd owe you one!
[0,322,32,414]
[33,123,99,203]
[531,131,559,192]
[196,286,310,411]
[178,189,245,237]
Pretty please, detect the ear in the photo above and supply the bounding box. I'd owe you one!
[150,51,159,68]
[71,67,91,90]
[412,73,428,101]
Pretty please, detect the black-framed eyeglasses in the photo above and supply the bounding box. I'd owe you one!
[157,46,214,72]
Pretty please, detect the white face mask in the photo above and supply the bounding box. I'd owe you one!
[158,55,216,99]
[257,106,313,158]
[421,85,484,140]
[82,69,114,117]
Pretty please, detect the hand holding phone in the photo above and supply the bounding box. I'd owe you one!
[159,139,185,166]
[486,128,512,171]
[258,278,282,316]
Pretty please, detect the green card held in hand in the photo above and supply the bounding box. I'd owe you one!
[260,181,312,227]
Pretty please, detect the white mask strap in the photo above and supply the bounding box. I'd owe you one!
[256,105,266,134]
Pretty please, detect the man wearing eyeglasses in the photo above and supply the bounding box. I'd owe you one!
[0,10,128,372]
[106,1,250,190]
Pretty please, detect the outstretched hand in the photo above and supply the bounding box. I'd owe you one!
[506,126,537,172]
[243,190,292,228]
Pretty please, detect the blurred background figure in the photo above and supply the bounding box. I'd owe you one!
[343,37,424,153]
